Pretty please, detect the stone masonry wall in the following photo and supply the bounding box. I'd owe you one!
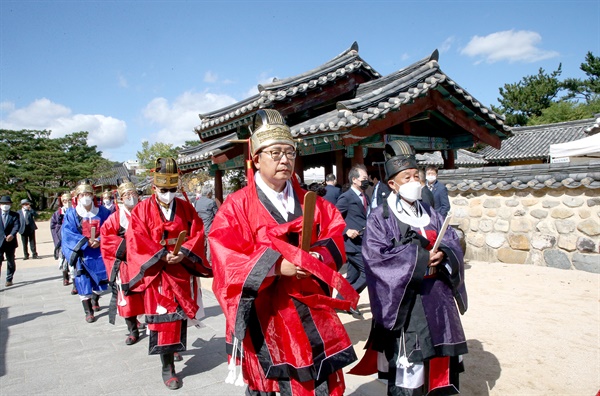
[448,188,600,273]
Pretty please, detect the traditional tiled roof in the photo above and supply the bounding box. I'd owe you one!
[439,159,600,192]
[95,164,137,189]
[416,149,488,167]
[478,117,598,163]
[177,132,237,170]
[290,50,510,139]
[195,42,380,140]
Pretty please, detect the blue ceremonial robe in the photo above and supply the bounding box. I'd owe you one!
[61,205,111,295]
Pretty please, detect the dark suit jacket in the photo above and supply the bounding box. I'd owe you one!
[428,180,450,217]
[18,209,38,234]
[371,181,392,208]
[194,196,218,232]
[0,210,20,251]
[420,185,435,208]
[323,184,341,204]
[335,188,369,254]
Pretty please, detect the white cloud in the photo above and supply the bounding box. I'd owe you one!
[0,98,127,152]
[204,71,218,83]
[439,36,455,53]
[142,90,237,147]
[118,72,129,88]
[461,30,559,64]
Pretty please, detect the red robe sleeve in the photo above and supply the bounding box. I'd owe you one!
[100,212,125,284]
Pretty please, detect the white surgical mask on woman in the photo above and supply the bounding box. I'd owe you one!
[397,181,422,203]
[103,199,111,205]
[124,196,138,208]
[1,204,11,212]
[156,191,176,205]
[79,196,93,207]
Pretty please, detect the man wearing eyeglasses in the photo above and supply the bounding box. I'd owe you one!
[210,109,358,396]
[125,157,212,390]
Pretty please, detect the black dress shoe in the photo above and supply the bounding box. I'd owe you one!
[23,257,29,260]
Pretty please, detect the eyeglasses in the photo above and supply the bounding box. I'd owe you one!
[260,150,297,161]
[158,188,177,193]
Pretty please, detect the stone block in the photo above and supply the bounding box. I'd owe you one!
[511,218,531,232]
[579,208,591,219]
[479,219,494,233]
[497,248,528,264]
[521,198,538,207]
[505,199,520,207]
[498,208,513,219]
[562,197,584,208]
[470,218,479,232]
[485,209,497,217]
[530,209,548,219]
[468,206,482,218]
[543,250,571,270]
[587,198,600,207]
[483,199,501,208]
[466,233,485,248]
[555,220,576,234]
[542,200,560,208]
[494,219,510,232]
[514,209,526,217]
[453,207,469,219]
[558,234,577,252]
[528,250,543,266]
[535,219,557,234]
[572,253,600,273]
[464,245,496,262]
[507,233,530,250]
[576,237,597,253]
[551,208,574,219]
[469,198,482,208]
[531,234,556,250]
[577,218,600,236]
[485,233,505,249]
[453,198,468,206]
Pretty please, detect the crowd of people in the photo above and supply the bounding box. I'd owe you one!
[0,109,465,395]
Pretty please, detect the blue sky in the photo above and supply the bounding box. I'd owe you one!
[1,1,597,162]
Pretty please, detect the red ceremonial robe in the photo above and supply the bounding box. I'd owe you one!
[126,196,212,355]
[100,207,145,323]
[209,178,359,396]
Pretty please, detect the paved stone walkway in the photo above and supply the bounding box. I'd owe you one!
[0,223,381,395]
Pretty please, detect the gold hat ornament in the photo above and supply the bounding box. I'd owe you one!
[153,157,179,188]
[75,179,94,195]
[60,192,71,201]
[117,177,136,197]
[250,109,295,156]
[101,190,112,199]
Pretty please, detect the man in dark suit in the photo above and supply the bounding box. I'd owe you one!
[425,165,451,217]
[323,173,341,204]
[1,195,21,287]
[370,176,392,209]
[419,168,436,208]
[335,164,370,316]
[18,198,39,259]
[194,184,218,262]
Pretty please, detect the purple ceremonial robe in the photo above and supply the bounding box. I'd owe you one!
[352,201,467,378]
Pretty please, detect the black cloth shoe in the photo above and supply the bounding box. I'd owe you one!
[164,376,182,390]
[91,294,101,311]
[71,286,78,295]
[82,300,95,323]
[5,281,13,287]
[173,352,183,362]
[348,307,363,318]
[23,257,29,260]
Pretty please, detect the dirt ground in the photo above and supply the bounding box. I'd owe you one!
[13,222,600,395]
[340,260,600,396]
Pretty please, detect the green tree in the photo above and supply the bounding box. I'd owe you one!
[528,98,600,125]
[561,52,600,102]
[136,141,178,174]
[493,65,563,126]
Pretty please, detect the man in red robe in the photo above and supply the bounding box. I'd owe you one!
[100,177,145,345]
[126,158,212,390]
[210,109,359,396]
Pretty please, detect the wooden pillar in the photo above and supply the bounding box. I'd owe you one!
[335,150,344,184]
[351,145,364,167]
[294,154,304,182]
[214,168,223,206]
[445,149,455,169]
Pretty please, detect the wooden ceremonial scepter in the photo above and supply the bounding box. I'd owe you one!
[171,231,187,255]
[300,191,317,252]
[90,226,97,243]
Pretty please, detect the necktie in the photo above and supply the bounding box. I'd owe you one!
[24,210,29,225]
[2,212,7,226]
[361,193,367,212]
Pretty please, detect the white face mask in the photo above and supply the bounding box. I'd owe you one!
[1,204,11,212]
[79,196,93,207]
[156,191,176,205]
[103,199,111,205]
[397,181,422,203]
[426,175,437,183]
[123,196,138,208]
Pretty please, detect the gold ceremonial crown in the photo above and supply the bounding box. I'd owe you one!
[117,177,136,197]
[75,179,94,195]
[153,157,179,188]
[250,109,295,156]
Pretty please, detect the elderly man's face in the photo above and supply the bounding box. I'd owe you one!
[253,144,296,191]
[388,168,420,192]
